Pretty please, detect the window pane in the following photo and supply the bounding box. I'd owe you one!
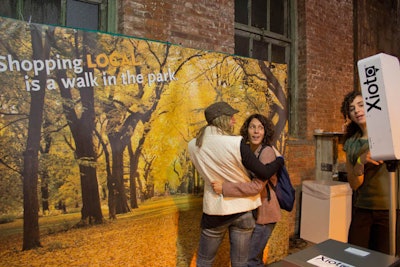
[271,44,286,63]
[0,0,61,25]
[235,0,248,24]
[234,35,250,57]
[270,0,285,34]
[66,0,99,30]
[31,0,61,25]
[253,39,269,61]
[0,0,18,19]
[251,0,268,28]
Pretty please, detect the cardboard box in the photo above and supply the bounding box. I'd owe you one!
[300,180,352,244]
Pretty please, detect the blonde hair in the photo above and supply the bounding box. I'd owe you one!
[195,115,234,147]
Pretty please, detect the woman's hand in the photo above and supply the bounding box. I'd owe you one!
[349,150,383,190]
[359,151,383,166]
[211,181,223,195]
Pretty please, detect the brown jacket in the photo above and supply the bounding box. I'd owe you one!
[222,145,281,224]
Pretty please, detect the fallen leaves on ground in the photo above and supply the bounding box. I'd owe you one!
[0,196,231,267]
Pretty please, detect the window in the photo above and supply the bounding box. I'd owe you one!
[235,0,298,136]
[0,0,116,32]
[66,0,100,31]
[234,0,291,64]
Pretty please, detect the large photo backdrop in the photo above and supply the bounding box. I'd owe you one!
[0,16,288,251]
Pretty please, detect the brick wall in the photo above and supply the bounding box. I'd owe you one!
[299,0,354,137]
[289,0,354,235]
[118,0,235,54]
[356,0,400,59]
[285,138,315,233]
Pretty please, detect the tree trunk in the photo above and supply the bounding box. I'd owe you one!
[23,149,42,250]
[22,24,49,250]
[41,180,49,213]
[128,143,138,209]
[74,70,103,224]
[108,139,130,216]
[258,61,287,149]
[78,163,103,223]
[107,174,117,219]
[56,32,103,225]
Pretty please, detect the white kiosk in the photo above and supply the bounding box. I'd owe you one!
[357,53,400,256]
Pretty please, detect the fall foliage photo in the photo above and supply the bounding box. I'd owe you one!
[0,16,288,266]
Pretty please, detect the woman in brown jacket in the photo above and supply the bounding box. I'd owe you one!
[212,113,281,267]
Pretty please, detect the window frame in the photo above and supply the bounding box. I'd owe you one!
[234,0,291,63]
[234,0,298,136]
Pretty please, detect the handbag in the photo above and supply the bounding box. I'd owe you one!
[268,164,295,211]
[259,145,295,212]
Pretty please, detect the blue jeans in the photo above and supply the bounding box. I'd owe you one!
[196,211,255,267]
[248,223,276,267]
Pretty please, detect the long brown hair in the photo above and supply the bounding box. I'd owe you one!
[340,91,363,141]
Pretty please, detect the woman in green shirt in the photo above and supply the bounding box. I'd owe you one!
[341,90,399,255]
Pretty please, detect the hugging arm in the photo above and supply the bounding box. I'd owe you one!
[214,145,277,197]
[240,139,283,181]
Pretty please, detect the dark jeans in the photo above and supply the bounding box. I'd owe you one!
[348,208,400,255]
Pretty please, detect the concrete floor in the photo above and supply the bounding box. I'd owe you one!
[288,236,314,255]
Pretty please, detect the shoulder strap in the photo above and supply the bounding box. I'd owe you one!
[257,144,269,159]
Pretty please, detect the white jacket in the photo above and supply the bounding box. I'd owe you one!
[188,126,261,215]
